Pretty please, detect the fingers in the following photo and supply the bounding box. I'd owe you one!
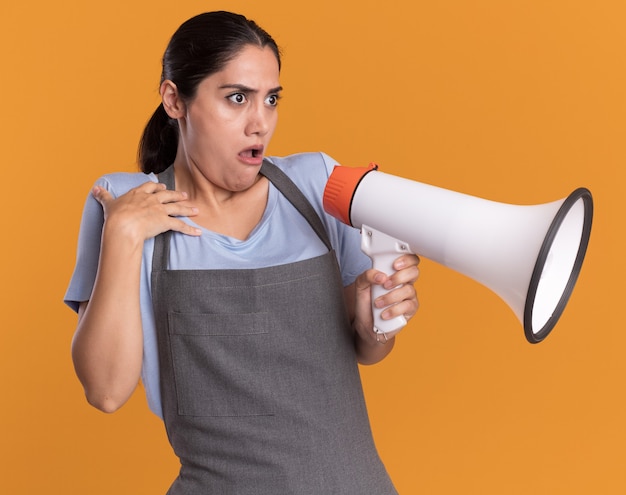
[135,181,167,193]
[392,253,421,273]
[93,181,202,239]
[152,187,190,206]
[385,254,420,289]
[160,197,198,219]
[134,182,193,208]
[94,181,198,216]
[92,185,114,205]
[167,217,203,237]
[372,253,421,322]
[376,284,419,321]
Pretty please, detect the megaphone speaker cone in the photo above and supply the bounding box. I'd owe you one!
[524,187,593,343]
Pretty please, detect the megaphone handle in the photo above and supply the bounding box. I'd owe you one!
[360,225,412,335]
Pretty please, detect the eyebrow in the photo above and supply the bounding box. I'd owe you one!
[219,84,283,95]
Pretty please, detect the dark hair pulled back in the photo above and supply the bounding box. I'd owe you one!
[138,11,281,174]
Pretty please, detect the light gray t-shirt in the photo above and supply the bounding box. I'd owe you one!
[64,152,371,418]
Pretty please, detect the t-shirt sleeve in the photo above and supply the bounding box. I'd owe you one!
[63,181,107,312]
[64,173,157,312]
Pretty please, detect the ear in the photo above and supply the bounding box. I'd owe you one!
[160,80,186,119]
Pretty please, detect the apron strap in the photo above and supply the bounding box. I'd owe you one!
[152,166,175,271]
[259,160,333,251]
[152,161,333,272]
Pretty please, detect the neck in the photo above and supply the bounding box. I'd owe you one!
[170,158,269,240]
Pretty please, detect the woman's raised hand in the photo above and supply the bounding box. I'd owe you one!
[92,181,202,242]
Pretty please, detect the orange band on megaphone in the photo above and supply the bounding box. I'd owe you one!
[323,163,378,226]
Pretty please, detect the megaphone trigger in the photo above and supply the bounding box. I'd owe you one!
[361,225,413,335]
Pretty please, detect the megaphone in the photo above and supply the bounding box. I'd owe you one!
[323,164,593,343]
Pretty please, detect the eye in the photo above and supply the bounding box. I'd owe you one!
[227,93,247,105]
[265,94,281,107]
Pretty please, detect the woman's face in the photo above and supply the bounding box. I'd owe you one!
[175,44,282,192]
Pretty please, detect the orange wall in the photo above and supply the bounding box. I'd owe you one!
[1,1,624,493]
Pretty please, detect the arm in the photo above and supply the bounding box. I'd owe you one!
[345,253,420,365]
[71,182,201,413]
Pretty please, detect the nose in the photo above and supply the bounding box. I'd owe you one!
[245,103,272,137]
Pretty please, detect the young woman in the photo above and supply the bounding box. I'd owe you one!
[65,11,420,494]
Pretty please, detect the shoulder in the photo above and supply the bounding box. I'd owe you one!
[267,152,339,177]
[94,171,157,198]
[265,152,340,190]
[265,152,339,202]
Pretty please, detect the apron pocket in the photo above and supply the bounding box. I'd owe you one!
[168,311,275,417]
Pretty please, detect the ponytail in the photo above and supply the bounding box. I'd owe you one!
[138,103,178,174]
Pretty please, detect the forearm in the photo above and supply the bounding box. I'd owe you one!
[344,282,395,365]
[354,327,395,365]
[70,182,202,412]
[71,224,145,413]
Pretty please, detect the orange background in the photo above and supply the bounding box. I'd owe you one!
[1,1,624,493]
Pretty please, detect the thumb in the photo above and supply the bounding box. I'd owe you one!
[354,270,386,298]
[92,185,113,205]
[357,270,386,290]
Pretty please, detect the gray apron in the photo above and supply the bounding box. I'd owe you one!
[151,162,397,494]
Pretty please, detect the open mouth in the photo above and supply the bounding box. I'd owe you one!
[240,146,264,159]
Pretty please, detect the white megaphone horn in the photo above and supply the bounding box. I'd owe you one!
[323,164,593,343]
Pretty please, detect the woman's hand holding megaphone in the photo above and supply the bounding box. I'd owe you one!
[349,242,420,365]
